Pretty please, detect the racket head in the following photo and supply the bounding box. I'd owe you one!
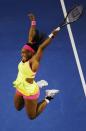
[66,5,83,23]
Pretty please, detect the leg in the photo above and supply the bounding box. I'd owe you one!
[14,92,24,111]
[36,100,47,117]
[24,89,60,120]
[36,89,60,117]
[25,99,47,120]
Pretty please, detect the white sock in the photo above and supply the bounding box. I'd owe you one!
[45,98,50,104]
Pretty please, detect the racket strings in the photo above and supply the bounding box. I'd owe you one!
[67,6,83,23]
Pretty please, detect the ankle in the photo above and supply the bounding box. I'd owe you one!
[45,96,54,104]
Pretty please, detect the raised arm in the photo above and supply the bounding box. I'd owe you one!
[34,28,60,62]
[28,13,37,44]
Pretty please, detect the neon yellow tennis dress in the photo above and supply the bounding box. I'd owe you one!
[13,61,39,96]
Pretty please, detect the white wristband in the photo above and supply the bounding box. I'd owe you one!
[49,33,54,38]
[55,27,61,31]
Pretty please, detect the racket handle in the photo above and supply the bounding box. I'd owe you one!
[55,27,61,31]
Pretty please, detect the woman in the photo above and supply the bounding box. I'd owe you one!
[13,14,60,120]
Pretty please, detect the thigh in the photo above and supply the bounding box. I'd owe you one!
[24,99,38,119]
[14,92,24,111]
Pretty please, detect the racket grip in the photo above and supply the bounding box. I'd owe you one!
[55,27,61,31]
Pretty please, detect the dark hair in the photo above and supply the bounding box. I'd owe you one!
[27,29,46,52]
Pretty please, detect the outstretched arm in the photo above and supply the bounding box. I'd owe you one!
[34,28,60,62]
[28,13,37,44]
[30,28,60,72]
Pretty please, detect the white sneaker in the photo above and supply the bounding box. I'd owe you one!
[45,89,60,98]
[37,80,48,88]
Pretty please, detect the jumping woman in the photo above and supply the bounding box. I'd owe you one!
[13,14,60,120]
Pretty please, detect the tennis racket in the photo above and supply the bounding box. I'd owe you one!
[56,5,83,31]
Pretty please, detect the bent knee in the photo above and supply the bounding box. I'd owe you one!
[27,113,36,120]
[15,107,22,111]
[29,115,36,120]
[14,103,24,111]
